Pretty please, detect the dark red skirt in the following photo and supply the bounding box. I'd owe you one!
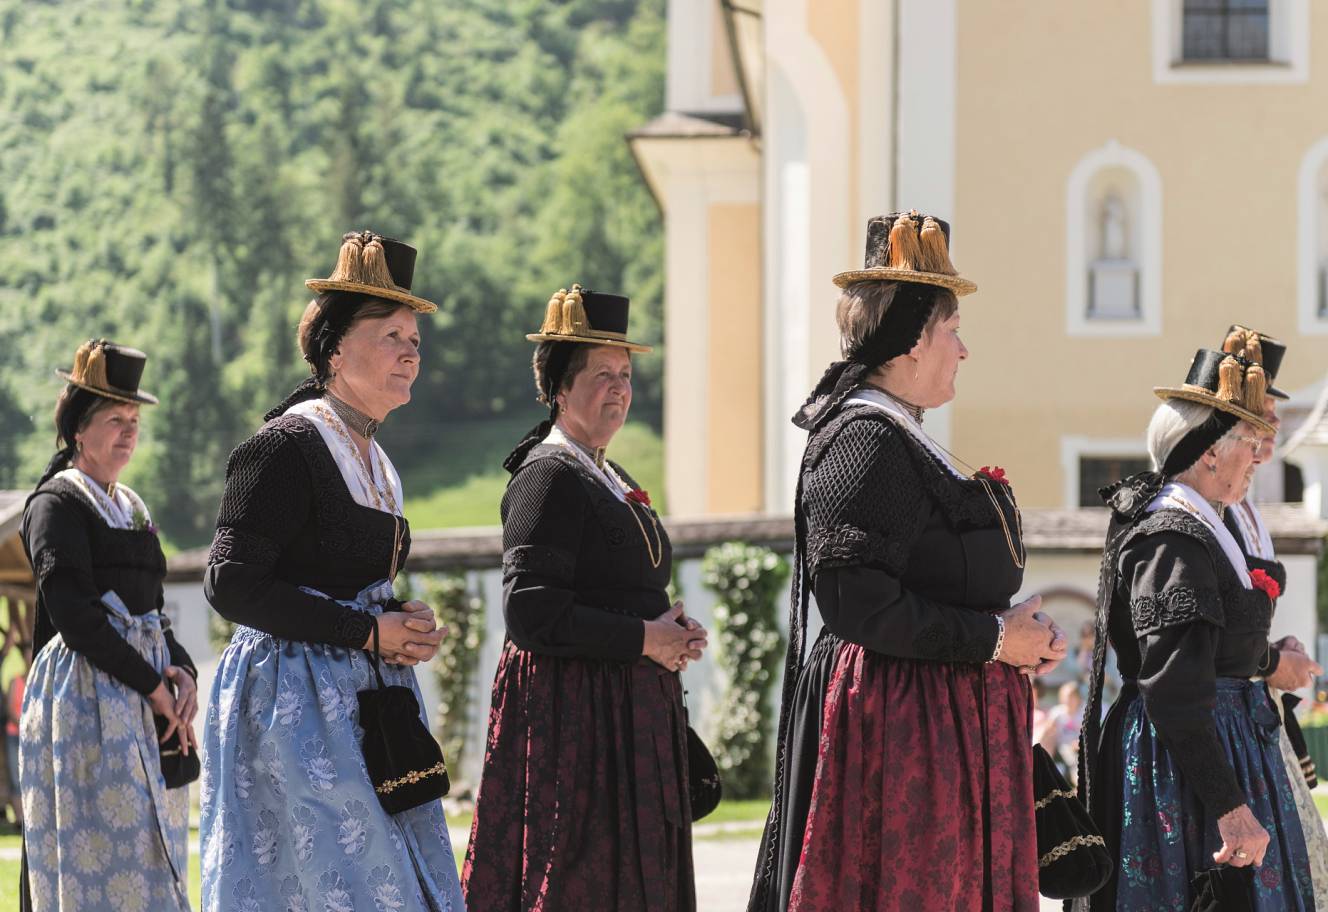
[462,641,696,912]
[788,640,1038,911]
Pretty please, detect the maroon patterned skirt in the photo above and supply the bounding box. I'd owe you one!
[462,641,696,912]
[788,639,1038,911]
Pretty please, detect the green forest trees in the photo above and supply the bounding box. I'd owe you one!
[0,0,665,546]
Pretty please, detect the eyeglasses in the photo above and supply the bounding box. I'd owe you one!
[1231,434,1267,456]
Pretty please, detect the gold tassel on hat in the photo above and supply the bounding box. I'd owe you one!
[1243,363,1267,412]
[918,216,959,276]
[1217,355,1244,403]
[328,233,366,284]
[540,289,567,334]
[561,284,589,335]
[887,213,922,272]
[359,235,397,289]
[72,340,111,390]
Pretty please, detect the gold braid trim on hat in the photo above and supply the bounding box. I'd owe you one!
[70,340,111,391]
[539,284,591,336]
[1217,328,1268,413]
[328,230,397,290]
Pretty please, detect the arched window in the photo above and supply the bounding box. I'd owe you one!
[1065,141,1163,336]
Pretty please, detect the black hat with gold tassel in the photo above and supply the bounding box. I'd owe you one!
[56,339,158,405]
[525,284,652,352]
[833,210,977,295]
[1154,330,1276,434]
[306,230,436,313]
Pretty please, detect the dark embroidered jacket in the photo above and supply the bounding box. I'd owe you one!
[1108,509,1276,816]
[500,444,669,662]
[22,479,195,695]
[800,405,1020,663]
[205,414,410,649]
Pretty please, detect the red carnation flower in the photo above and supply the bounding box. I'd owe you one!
[977,466,1009,484]
[1250,569,1281,600]
[626,488,652,508]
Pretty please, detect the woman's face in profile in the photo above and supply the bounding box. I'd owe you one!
[330,306,421,418]
[910,308,968,408]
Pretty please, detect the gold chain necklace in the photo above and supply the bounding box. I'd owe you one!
[921,436,1026,570]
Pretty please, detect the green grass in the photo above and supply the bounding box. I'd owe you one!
[1314,793,1328,819]
[700,798,771,826]
[401,417,666,528]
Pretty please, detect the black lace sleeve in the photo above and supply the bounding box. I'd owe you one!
[1122,530,1244,817]
[204,427,374,649]
[806,417,1000,663]
[500,458,645,662]
[22,492,162,695]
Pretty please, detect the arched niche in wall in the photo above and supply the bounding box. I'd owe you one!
[1066,140,1163,337]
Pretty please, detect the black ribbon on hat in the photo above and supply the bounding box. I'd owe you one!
[503,342,577,474]
[1099,409,1239,522]
[793,283,937,432]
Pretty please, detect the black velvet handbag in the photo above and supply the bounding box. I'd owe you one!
[357,619,450,814]
[1032,744,1112,899]
[154,714,200,789]
[1190,865,1254,912]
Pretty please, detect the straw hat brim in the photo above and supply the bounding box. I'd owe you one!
[305,279,438,314]
[524,333,652,354]
[1153,386,1275,435]
[55,370,159,406]
[832,268,978,295]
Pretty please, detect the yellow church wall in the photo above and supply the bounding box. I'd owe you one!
[949,0,1328,507]
[705,202,765,513]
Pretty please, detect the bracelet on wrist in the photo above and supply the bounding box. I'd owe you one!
[987,614,1006,665]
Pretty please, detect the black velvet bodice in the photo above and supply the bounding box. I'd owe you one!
[23,479,193,695]
[799,404,1022,663]
[499,444,671,662]
[1106,507,1276,815]
[206,414,411,649]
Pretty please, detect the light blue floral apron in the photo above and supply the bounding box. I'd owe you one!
[200,579,464,912]
[20,591,191,912]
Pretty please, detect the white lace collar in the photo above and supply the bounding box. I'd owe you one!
[54,468,150,530]
[543,426,630,503]
[1146,482,1252,588]
[845,389,969,480]
[286,399,404,516]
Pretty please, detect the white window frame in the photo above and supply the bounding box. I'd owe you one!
[1296,135,1328,335]
[1061,436,1150,509]
[1065,140,1164,338]
[1151,0,1309,85]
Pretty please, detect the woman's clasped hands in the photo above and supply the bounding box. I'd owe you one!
[368,600,447,666]
[998,594,1068,676]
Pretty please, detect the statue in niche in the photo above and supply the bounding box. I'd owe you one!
[1089,188,1139,319]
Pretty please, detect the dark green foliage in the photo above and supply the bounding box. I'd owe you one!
[701,542,790,800]
[0,0,665,546]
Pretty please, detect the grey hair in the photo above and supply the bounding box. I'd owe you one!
[1145,399,1241,472]
[834,282,958,358]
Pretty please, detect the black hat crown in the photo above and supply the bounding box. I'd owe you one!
[833,210,977,294]
[1154,331,1274,433]
[525,284,652,353]
[306,230,436,313]
[56,340,158,405]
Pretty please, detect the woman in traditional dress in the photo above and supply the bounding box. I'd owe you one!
[19,340,198,911]
[1214,326,1328,911]
[746,212,1067,912]
[200,231,465,912]
[462,284,708,912]
[1079,331,1314,910]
